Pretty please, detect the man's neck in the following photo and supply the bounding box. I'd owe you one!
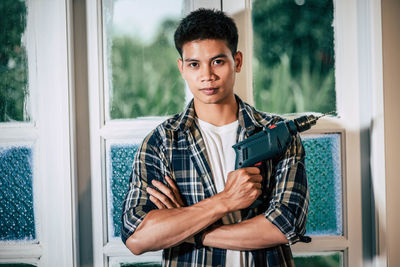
[193,96,238,127]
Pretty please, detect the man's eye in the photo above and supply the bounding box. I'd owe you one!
[189,62,198,68]
[213,59,224,65]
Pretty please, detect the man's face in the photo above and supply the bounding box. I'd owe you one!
[178,39,242,106]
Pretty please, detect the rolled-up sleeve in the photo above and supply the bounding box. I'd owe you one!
[264,134,309,245]
[121,133,169,244]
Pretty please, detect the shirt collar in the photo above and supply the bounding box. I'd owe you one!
[165,94,271,135]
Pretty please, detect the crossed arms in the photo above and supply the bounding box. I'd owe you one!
[125,168,288,255]
[121,134,308,255]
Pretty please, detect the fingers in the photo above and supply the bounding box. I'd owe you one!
[146,186,175,209]
[249,174,263,183]
[253,182,262,190]
[149,195,166,209]
[146,177,185,209]
[234,168,262,183]
[152,179,183,208]
[243,167,261,174]
[165,176,179,193]
[165,176,185,206]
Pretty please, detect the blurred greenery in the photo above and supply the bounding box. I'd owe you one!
[0,0,29,122]
[0,264,36,267]
[294,253,342,267]
[252,0,335,114]
[1,0,336,119]
[110,18,185,119]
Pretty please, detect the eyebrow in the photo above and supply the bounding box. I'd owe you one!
[183,54,229,62]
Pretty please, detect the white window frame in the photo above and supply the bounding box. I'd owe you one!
[87,0,385,266]
[0,0,77,266]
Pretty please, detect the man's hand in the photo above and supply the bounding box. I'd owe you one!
[147,176,185,209]
[220,167,262,211]
[148,168,262,212]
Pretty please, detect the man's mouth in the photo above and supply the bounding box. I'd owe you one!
[200,87,218,95]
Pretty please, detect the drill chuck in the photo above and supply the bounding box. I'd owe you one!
[293,115,318,133]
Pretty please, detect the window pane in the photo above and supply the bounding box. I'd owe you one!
[294,251,343,267]
[0,145,36,241]
[302,134,343,235]
[252,0,335,114]
[0,0,30,122]
[0,264,37,267]
[107,142,140,238]
[121,263,161,267]
[103,0,185,119]
[109,256,162,267]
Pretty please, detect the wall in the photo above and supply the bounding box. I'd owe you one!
[381,0,400,266]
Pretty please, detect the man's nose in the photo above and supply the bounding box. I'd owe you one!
[200,65,215,82]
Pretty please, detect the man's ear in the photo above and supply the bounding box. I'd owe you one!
[234,51,243,72]
[177,58,184,77]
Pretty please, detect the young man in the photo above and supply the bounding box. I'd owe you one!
[121,9,309,267]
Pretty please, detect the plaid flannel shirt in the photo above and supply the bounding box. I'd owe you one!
[121,96,309,267]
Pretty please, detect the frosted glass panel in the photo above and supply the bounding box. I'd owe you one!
[302,134,343,235]
[0,145,35,241]
[108,143,140,238]
[0,0,30,122]
[294,251,343,267]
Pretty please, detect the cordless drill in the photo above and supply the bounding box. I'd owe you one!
[232,113,330,210]
[233,113,328,169]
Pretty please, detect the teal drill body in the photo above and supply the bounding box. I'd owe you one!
[233,114,319,169]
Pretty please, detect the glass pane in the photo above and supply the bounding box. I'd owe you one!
[109,256,162,267]
[107,143,140,238]
[0,0,30,122]
[252,0,335,114]
[0,145,36,241]
[103,0,185,119]
[0,264,37,267]
[294,251,343,267]
[302,134,343,235]
[121,263,161,267]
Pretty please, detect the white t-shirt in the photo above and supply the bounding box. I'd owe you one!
[196,118,254,267]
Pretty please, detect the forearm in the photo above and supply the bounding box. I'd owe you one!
[126,194,229,254]
[202,215,288,250]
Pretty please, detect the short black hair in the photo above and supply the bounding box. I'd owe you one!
[174,9,238,57]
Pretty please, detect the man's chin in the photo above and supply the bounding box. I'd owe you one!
[195,96,230,106]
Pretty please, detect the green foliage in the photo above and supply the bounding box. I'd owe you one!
[252,0,334,75]
[110,19,185,119]
[254,54,335,114]
[252,0,335,114]
[0,0,28,122]
[294,253,342,267]
[0,264,36,267]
